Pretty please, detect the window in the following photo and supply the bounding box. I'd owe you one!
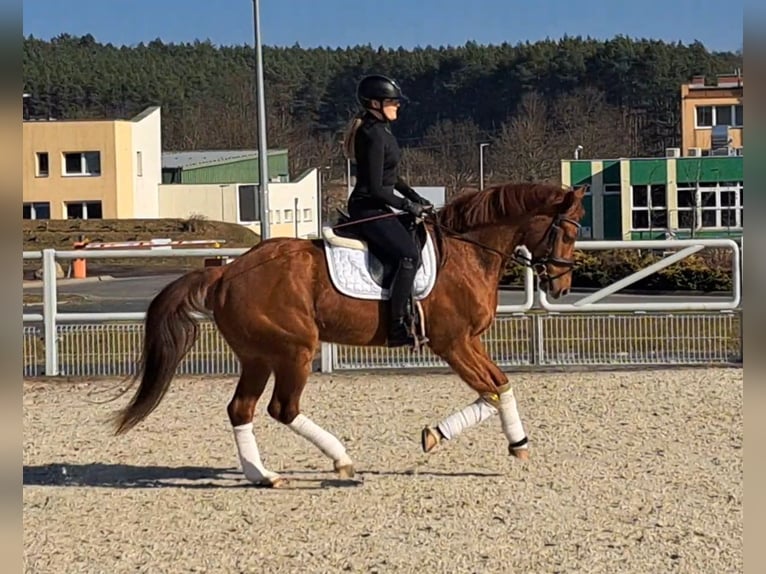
[303,208,312,221]
[269,210,281,224]
[284,209,293,222]
[603,183,621,195]
[65,201,103,219]
[715,105,732,126]
[631,184,668,230]
[22,202,50,220]
[63,151,101,176]
[36,152,49,177]
[136,151,143,177]
[695,104,744,128]
[237,185,258,222]
[676,183,743,230]
[696,106,713,128]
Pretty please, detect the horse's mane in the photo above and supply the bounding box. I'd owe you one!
[437,182,569,233]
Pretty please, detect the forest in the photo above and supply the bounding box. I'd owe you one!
[23,34,742,192]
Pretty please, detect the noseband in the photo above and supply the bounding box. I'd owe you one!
[513,214,581,281]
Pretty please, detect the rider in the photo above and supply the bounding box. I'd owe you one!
[342,74,434,348]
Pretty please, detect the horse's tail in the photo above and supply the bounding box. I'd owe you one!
[112,267,223,435]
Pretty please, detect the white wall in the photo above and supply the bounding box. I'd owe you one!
[159,183,233,220]
[130,107,162,218]
[157,168,320,239]
[265,168,320,238]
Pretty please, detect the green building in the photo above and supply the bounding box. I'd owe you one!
[560,155,743,240]
[161,149,290,185]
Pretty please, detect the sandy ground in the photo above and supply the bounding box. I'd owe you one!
[23,369,742,574]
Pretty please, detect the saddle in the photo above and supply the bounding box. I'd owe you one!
[319,208,435,351]
[322,208,429,289]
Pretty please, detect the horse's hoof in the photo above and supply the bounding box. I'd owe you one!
[508,446,530,461]
[268,476,290,488]
[248,475,289,488]
[421,426,441,453]
[334,462,355,479]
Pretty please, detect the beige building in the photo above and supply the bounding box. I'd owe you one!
[680,72,743,157]
[158,167,321,238]
[23,106,162,220]
[23,105,321,239]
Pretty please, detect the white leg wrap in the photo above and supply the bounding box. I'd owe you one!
[436,397,498,441]
[288,414,352,467]
[233,423,280,484]
[498,388,528,448]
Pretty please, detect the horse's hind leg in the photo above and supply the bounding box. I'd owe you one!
[228,356,286,488]
[267,344,355,478]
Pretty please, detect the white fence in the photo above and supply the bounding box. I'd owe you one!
[22,238,743,377]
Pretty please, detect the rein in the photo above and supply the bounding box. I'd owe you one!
[332,211,401,229]
[425,212,581,280]
[330,207,581,281]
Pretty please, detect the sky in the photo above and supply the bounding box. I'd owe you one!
[22,0,742,53]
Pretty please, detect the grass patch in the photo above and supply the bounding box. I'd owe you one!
[23,293,89,305]
[23,218,260,279]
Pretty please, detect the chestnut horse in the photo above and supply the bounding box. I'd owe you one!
[112,182,586,487]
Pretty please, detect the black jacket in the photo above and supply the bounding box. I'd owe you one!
[349,113,422,210]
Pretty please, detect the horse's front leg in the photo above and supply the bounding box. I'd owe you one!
[424,337,529,459]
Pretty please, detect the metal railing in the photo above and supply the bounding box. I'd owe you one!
[22,238,742,377]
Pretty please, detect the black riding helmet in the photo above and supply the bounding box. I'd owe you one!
[356,74,409,109]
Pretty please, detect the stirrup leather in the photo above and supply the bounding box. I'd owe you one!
[408,300,429,352]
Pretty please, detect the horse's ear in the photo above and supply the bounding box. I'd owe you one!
[555,186,587,213]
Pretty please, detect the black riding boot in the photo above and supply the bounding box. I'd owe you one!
[387,257,417,347]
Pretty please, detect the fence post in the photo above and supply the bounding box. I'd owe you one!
[533,314,545,365]
[530,288,545,366]
[320,342,334,373]
[42,248,59,376]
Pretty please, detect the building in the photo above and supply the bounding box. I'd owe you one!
[21,105,320,238]
[560,155,743,240]
[159,148,320,238]
[158,167,321,239]
[558,71,744,241]
[680,71,743,157]
[161,149,290,184]
[22,106,162,220]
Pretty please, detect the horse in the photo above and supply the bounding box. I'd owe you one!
[111,181,586,487]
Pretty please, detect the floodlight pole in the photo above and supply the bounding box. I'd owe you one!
[252,0,271,239]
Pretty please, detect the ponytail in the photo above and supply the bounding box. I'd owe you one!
[342,112,364,160]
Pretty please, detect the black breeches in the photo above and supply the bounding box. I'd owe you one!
[347,204,420,266]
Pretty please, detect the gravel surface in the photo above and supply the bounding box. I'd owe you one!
[23,369,742,573]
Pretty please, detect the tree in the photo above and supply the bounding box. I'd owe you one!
[490,92,556,182]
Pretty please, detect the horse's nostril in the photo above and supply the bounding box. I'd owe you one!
[561,288,570,297]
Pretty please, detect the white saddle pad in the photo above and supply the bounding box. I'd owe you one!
[323,231,438,301]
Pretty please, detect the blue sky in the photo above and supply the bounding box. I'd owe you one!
[23,0,742,52]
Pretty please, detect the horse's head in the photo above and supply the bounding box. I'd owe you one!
[520,186,587,299]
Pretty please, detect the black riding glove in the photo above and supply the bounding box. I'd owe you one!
[414,195,433,207]
[402,199,433,218]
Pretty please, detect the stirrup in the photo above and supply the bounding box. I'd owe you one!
[407,301,429,353]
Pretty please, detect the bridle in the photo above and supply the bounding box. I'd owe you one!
[512,213,581,282]
[426,211,581,281]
